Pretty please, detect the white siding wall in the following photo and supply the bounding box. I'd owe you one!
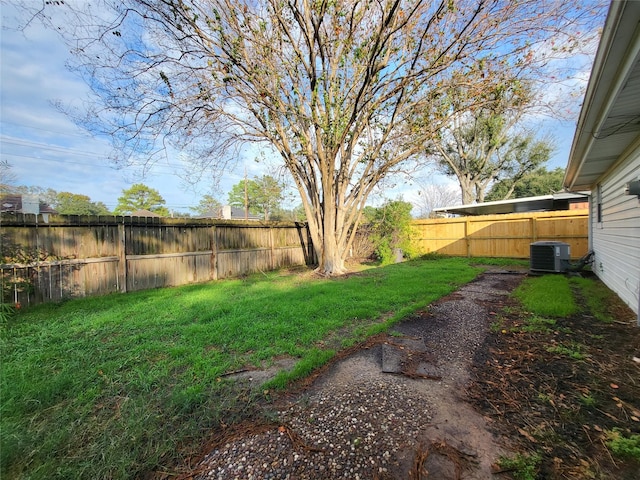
[591,143,640,320]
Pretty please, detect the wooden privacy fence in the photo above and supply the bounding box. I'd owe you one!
[1,210,589,306]
[0,214,314,306]
[412,210,589,259]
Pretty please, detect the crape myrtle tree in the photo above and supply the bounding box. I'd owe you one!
[21,0,604,275]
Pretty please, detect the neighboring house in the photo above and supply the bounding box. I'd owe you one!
[197,205,261,221]
[564,0,640,323]
[433,191,589,217]
[0,194,57,215]
[129,209,162,217]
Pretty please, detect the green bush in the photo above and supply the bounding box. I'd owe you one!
[363,199,418,264]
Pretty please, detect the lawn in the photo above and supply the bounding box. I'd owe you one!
[1,256,482,479]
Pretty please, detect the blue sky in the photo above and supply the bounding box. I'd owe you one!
[0,3,598,213]
[0,4,265,213]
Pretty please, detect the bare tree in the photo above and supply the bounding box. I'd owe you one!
[412,181,461,218]
[0,160,17,195]
[19,0,604,274]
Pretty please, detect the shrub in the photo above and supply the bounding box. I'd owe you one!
[363,199,418,264]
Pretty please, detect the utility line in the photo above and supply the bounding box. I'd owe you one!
[2,148,191,176]
[0,136,193,173]
[0,120,97,140]
[3,153,191,179]
[0,135,109,158]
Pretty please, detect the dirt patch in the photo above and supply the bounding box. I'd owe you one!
[223,357,299,386]
[174,270,639,479]
[468,277,640,479]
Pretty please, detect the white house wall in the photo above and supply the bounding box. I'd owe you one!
[591,142,640,319]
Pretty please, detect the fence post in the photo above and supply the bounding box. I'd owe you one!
[269,226,275,271]
[531,217,538,244]
[465,218,471,257]
[211,225,218,280]
[117,223,127,293]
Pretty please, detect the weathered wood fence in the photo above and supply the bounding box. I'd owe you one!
[1,214,314,306]
[1,209,589,306]
[412,210,589,259]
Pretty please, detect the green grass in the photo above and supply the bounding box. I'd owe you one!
[514,274,621,323]
[0,256,480,479]
[546,342,587,360]
[513,274,623,325]
[513,274,577,317]
[472,257,530,268]
[519,316,557,334]
[605,430,640,461]
[497,452,542,480]
[0,302,16,325]
[570,276,616,322]
[578,393,597,408]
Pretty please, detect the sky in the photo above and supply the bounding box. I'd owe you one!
[0,3,270,213]
[0,3,602,214]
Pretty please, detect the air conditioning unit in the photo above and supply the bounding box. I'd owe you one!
[530,241,571,273]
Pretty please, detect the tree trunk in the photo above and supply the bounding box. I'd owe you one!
[316,199,348,276]
[459,177,475,205]
[298,182,348,276]
[318,237,346,275]
[306,221,347,275]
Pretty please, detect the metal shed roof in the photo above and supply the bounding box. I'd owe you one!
[433,191,589,216]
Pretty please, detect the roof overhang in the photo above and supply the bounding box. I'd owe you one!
[564,0,640,191]
[433,191,589,217]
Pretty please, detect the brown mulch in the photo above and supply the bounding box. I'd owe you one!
[467,276,640,479]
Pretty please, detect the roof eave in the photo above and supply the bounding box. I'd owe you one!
[565,0,640,191]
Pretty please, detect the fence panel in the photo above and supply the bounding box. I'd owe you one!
[1,259,120,306]
[412,210,589,259]
[126,252,213,291]
[1,214,313,305]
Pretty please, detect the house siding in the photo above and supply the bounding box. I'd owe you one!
[591,143,640,318]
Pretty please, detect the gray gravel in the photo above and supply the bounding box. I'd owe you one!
[199,378,432,479]
[193,270,525,479]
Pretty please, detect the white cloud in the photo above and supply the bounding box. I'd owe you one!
[0,5,221,211]
[1,3,602,214]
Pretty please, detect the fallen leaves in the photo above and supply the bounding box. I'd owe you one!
[468,293,640,479]
[518,427,537,443]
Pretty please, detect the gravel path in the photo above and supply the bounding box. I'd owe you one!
[193,270,525,479]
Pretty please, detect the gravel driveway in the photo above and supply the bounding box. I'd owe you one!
[190,269,525,480]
